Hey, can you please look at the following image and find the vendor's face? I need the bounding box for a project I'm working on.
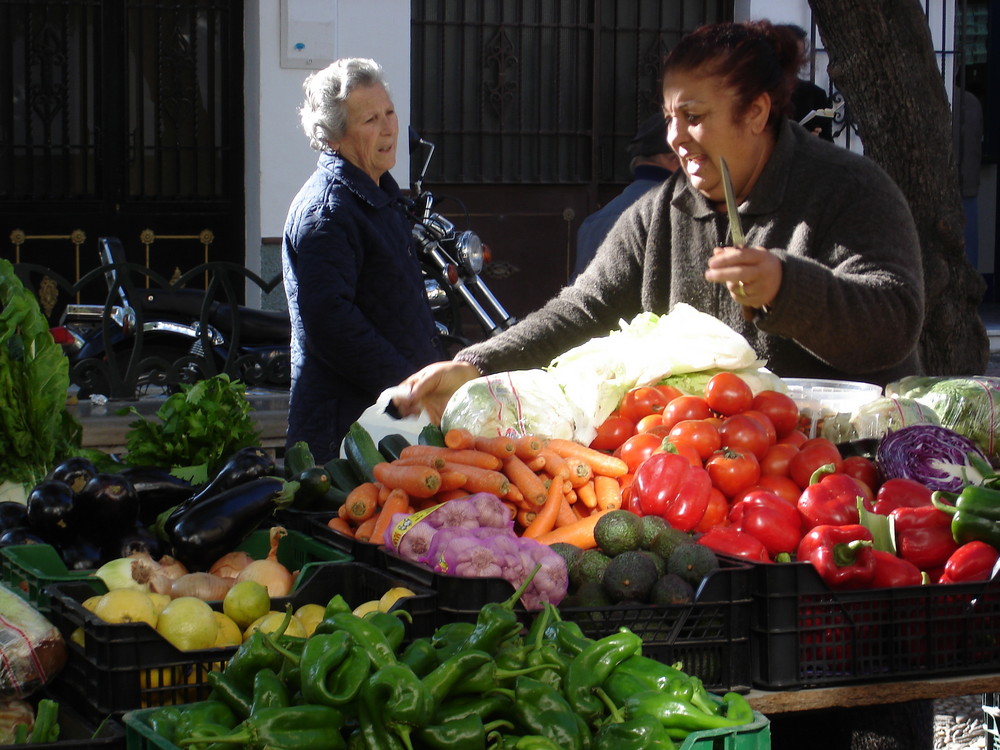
[663,67,770,205]
[330,83,398,183]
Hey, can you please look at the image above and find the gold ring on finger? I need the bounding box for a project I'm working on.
[736,280,747,297]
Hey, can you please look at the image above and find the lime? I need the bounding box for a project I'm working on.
[223,580,271,630]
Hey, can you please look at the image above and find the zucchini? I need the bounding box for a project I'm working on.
[284,440,316,479]
[293,466,332,510]
[378,434,411,462]
[417,424,447,447]
[343,422,382,484]
[324,457,361,492]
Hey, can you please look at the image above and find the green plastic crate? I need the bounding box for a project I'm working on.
[0,528,351,613]
[122,704,770,750]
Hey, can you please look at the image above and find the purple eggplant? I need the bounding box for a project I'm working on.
[0,502,29,534]
[167,476,295,571]
[25,480,76,544]
[45,456,98,495]
[108,521,165,561]
[59,537,104,571]
[120,466,197,526]
[73,473,139,537]
[0,528,46,547]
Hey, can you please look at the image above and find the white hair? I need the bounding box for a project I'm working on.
[299,58,390,152]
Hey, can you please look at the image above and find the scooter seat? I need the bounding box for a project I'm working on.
[137,287,290,344]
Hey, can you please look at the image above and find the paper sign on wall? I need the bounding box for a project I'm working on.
[280,0,338,70]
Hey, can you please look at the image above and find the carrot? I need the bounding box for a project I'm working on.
[502,455,548,506]
[377,482,391,506]
[371,488,409,546]
[526,455,546,472]
[474,436,517,459]
[505,484,531,510]
[444,427,476,450]
[389,455,447,469]
[354,516,378,543]
[344,482,379,523]
[556,493,577,528]
[594,475,622,510]
[401,445,502,471]
[435,488,470,502]
[517,508,537,529]
[441,461,510,496]
[545,438,629,478]
[514,435,543,460]
[373,462,442,498]
[327,516,354,537]
[577,480,598,509]
[523,476,564,539]
[565,456,594,488]
[564,487,577,505]
[538,448,570,480]
[535,508,614,548]
[438,468,469,492]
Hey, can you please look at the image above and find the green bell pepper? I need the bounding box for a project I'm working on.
[146,706,182,745]
[564,629,642,724]
[206,671,253,719]
[433,693,513,725]
[362,662,433,750]
[400,637,438,677]
[933,485,1000,547]
[173,700,239,744]
[250,667,289,713]
[505,676,590,750]
[459,565,540,656]
[178,705,346,750]
[298,630,370,707]
[414,716,513,750]
[624,689,754,740]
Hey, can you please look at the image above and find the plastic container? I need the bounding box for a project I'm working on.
[122,703,770,750]
[0,528,350,614]
[985,692,999,750]
[383,549,753,694]
[297,512,383,567]
[44,561,435,719]
[782,377,882,439]
[746,559,1000,689]
[0,697,125,749]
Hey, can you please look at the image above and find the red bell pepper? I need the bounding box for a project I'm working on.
[796,465,866,529]
[631,451,712,531]
[697,526,770,562]
[870,549,923,587]
[889,505,958,572]
[730,489,804,557]
[938,540,1000,583]
[870,477,933,515]
[796,524,876,589]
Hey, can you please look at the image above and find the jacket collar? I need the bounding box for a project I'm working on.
[670,117,796,220]
[318,150,402,208]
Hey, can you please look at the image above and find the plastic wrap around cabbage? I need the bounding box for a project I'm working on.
[876,424,988,492]
[886,376,1000,464]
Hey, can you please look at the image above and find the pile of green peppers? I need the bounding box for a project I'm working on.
[144,572,755,750]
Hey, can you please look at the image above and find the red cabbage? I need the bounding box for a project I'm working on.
[876,424,989,492]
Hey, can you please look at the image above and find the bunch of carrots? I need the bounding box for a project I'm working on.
[328,428,629,549]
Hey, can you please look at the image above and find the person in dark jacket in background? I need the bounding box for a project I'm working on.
[572,112,680,281]
[779,24,834,141]
[283,57,444,463]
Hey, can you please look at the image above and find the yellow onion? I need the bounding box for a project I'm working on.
[157,555,189,581]
[170,572,233,601]
[209,550,254,580]
[234,526,294,597]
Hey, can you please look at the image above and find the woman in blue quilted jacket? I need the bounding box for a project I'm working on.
[283,57,443,463]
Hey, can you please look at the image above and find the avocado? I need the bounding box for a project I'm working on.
[565,580,613,609]
[667,543,720,588]
[601,549,659,603]
[649,526,695,562]
[649,572,695,605]
[639,549,667,578]
[638,515,670,549]
[549,542,583,574]
[570,549,613,590]
[593,509,644,557]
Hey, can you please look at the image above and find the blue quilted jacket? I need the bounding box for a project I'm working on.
[282,152,443,462]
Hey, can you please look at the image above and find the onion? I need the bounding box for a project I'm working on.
[209,550,254,580]
[157,555,189,581]
[170,572,234,601]
[235,526,294,597]
[93,555,151,592]
[130,554,174,596]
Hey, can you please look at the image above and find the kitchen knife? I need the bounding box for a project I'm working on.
[719,156,754,320]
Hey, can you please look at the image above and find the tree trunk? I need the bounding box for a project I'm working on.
[808,0,988,375]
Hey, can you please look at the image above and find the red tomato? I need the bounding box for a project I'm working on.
[619,432,663,473]
[706,449,761,498]
[788,441,845,489]
[718,414,770,460]
[760,443,799,477]
[777,429,809,447]
[750,391,800,437]
[842,455,880,493]
[704,372,753,416]
[661,395,713,430]
[741,409,777,445]
[619,386,670,424]
[636,413,665,433]
[654,384,684,403]
[695,488,730,532]
[590,415,636,452]
[657,440,703,468]
[755,475,803,506]
[668,419,722,461]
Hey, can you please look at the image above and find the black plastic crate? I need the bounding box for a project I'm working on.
[44,562,436,718]
[296,512,383,567]
[383,548,752,693]
[747,559,1000,689]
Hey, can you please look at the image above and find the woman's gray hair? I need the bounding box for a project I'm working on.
[300,58,390,152]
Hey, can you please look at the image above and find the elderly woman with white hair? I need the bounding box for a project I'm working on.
[283,57,444,463]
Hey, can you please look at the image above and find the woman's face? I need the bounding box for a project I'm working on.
[663,67,770,205]
[330,83,398,182]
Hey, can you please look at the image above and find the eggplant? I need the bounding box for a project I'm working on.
[59,537,103,571]
[120,466,198,526]
[162,446,277,538]
[73,472,139,536]
[168,476,295,571]
[45,456,98,495]
[0,501,29,534]
[0,527,46,547]
[107,521,165,561]
[25,480,76,544]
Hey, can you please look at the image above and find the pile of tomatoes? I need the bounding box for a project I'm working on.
[591,373,879,551]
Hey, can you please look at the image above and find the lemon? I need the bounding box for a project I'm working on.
[352,600,381,618]
[223,580,271,630]
[70,627,85,647]
[156,597,219,651]
[82,595,103,613]
[294,603,325,637]
[93,589,158,627]
[213,612,243,648]
[148,592,172,616]
[378,586,417,612]
[243,610,306,640]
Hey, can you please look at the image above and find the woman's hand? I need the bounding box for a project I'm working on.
[704,245,782,310]
[391,360,482,424]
